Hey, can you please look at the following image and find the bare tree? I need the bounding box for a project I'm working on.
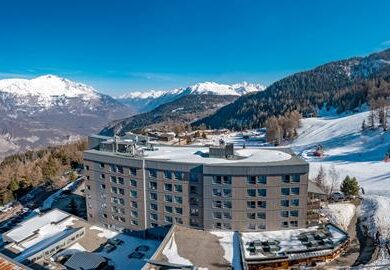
[314,165,328,193]
[328,165,340,195]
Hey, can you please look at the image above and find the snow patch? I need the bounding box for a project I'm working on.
[322,203,356,230]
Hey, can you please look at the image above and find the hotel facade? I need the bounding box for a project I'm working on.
[83,134,309,232]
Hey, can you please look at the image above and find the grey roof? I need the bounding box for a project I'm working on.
[308,180,327,195]
[64,252,106,270]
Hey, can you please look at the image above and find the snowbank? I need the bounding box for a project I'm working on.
[361,195,390,243]
[322,203,356,230]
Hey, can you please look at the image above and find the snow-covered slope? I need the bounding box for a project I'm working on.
[290,109,390,191]
[117,81,265,113]
[0,75,133,159]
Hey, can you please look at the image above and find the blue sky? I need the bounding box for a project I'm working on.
[0,0,390,95]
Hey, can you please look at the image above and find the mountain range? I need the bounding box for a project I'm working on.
[116,81,264,113]
[0,75,133,159]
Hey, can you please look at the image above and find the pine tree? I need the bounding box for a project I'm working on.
[340,176,360,196]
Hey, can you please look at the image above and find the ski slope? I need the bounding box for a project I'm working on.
[290,109,390,192]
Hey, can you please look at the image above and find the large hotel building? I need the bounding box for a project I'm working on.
[83,134,309,232]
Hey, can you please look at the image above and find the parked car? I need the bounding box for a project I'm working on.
[330,191,345,202]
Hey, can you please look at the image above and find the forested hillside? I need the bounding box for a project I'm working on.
[0,140,87,204]
[100,94,237,135]
[194,49,390,130]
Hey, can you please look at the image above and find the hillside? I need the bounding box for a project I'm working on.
[0,75,133,159]
[100,94,238,136]
[194,48,390,130]
[117,81,264,113]
[289,109,390,192]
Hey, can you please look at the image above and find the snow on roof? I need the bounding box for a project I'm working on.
[138,146,292,165]
[241,224,348,261]
[3,209,71,243]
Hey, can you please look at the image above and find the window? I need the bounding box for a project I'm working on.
[150,203,158,211]
[258,176,267,184]
[131,210,138,218]
[164,170,172,179]
[257,212,266,219]
[258,223,266,230]
[281,188,290,196]
[281,200,289,207]
[247,176,256,185]
[175,217,183,224]
[118,177,124,185]
[149,169,157,178]
[111,197,124,205]
[190,208,199,216]
[190,197,199,206]
[165,206,173,213]
[213,188,222,196]
[292,175,300,182]
[281,221,289,228]
[165,195,173,203]
[247,223,256,230]
[131,201,138,208]
[290,220,298,227]
[131,220,138,226]
[174,172,183,180]
[291,199,300,206]
[150,182,157,190]
[100,163,104,168]
[130,168,137,176]
[165,216,173,223]
[281,211,289,218]
[290,210,299,217]
[175,184,183,192]
[291,187,300,195]
[130,190,137,198]
[213,201,222,208]
[223,223,232,230]
[150,192,157,201]
[130,179,137,187]
[257,189,267,197]
[175,207,183,215]
[212,176,222,184]
[247,213,256,219]
[100,184,106,189]
[223,176,232,185]
[164,183,173,192]
[258,201,267,208]
[213,212,222,219]
[247,201,256,209]
[190,173,199,182]
[214,223,222,229]
[111,186,117,194]
[282,175,291,183]
[223,201,232,209]
[223,189,232,198]
[247,189,256,197]
[174,196,183,204]
[110,176,117,184]
[100,174,105,179]
[223,212,232,219]
[190,186,198,194]
[150,213,158,221]
[85,165,90,171]
[110,164,116,172]
[117,166,124,174]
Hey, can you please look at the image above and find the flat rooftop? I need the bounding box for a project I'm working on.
[85,144,309,167]
[147,225,236,270]
[241,223,348,263]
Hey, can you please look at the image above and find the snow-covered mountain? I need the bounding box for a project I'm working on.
[0,75,133,159]
[117,81,265,113]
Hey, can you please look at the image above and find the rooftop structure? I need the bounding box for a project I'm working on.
[84,134,309,232]
[240,223,349,269]
[1,209,162,270]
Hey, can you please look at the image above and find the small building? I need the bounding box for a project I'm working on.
[240,223,349,270]
[64,252,107,270]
